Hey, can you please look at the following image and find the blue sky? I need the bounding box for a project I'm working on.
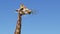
[0,0,60,34]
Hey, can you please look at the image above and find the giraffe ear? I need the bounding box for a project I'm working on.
[16,10,18,12]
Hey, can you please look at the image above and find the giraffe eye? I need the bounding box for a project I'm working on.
[20,8,23,10]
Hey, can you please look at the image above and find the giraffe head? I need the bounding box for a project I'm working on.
[16,4,31,15]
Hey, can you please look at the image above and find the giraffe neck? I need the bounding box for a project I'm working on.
[14,13,21,34]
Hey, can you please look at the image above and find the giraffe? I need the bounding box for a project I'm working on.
[14,4,31,34]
